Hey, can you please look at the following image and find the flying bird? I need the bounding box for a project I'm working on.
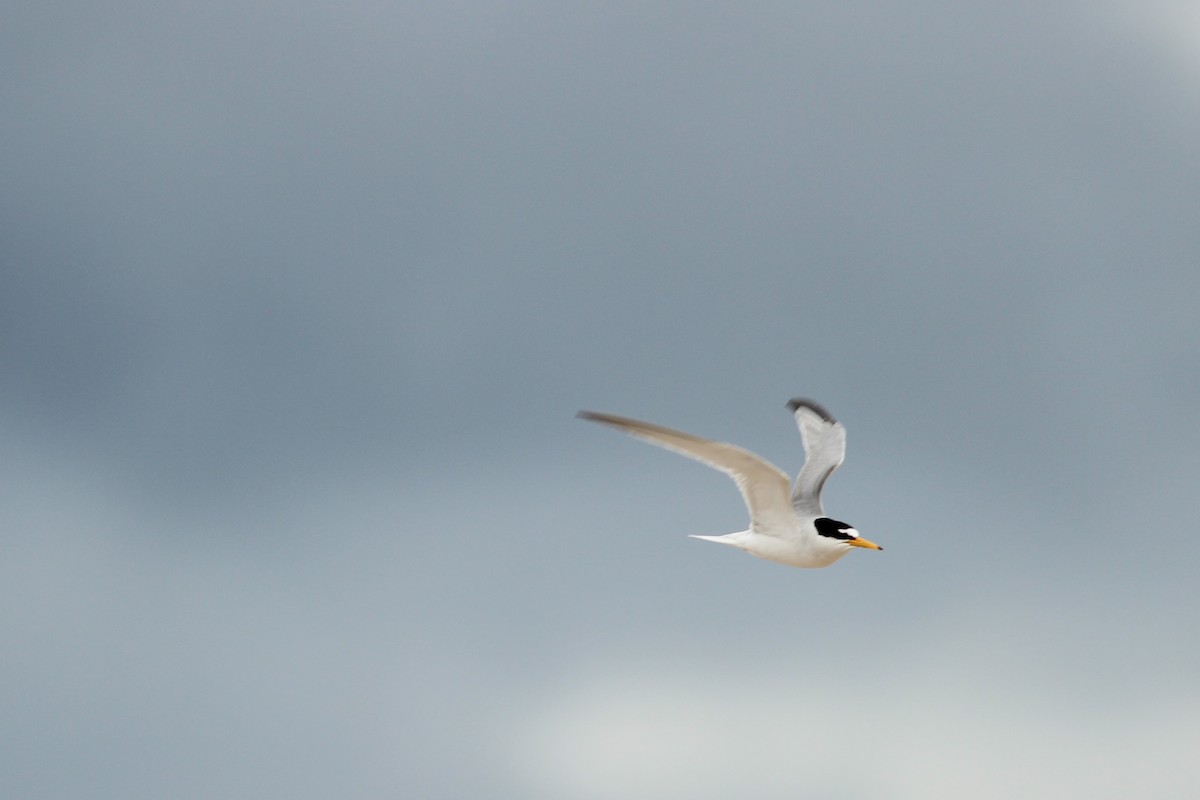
[577,398,881,568]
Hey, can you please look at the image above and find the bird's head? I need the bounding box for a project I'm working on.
[814,517,882,552]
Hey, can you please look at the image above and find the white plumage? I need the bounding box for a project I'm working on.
[578,398,881,568]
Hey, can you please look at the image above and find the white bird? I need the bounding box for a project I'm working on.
[577,398,881,567]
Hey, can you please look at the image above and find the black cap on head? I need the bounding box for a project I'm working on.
[813,517,856,540]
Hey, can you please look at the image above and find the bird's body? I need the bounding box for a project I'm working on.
[577,398,880,568]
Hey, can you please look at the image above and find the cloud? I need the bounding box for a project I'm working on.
[507,624,1200,800]
[2,2,1199,798]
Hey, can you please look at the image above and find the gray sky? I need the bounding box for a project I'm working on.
[3,2,1199,798]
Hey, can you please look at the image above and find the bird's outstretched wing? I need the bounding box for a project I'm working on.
[786,398,846,516]
[577,410,795,534]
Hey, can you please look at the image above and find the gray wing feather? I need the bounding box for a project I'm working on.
[577,410,796,534]
[785,398,846,516]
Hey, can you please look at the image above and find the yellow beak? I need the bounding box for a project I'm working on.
[847,536,883,551]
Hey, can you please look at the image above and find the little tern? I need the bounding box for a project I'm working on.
[577,398,881,568]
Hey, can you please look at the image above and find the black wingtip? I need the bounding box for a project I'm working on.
[786,397,836,422]
[577,410,619,426]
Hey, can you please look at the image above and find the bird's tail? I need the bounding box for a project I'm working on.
[688,531,748,549]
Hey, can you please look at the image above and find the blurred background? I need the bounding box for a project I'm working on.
[3,2,1199,798]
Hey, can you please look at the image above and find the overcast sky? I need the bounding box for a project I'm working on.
[3,2,1199,798]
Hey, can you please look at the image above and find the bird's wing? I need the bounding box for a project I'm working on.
[786,398,846,516]
[577,410,796,534]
